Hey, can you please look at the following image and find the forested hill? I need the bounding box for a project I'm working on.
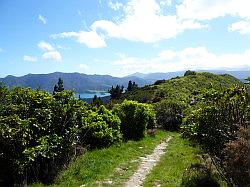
[121,72,245,104]
[0,72,151,93]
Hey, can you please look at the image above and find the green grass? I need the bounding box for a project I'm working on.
[143,132,201,187]
[30,130,171,187]
[121,72,243,105]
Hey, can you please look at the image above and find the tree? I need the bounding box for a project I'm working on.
[108,85,124,99]
[91,95,103,107]
[126,81,138,92]
[53,78,64,95]
[127,80,133,92]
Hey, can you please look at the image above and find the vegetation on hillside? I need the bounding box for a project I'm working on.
[0,83,155,186]
[1,72,249,187]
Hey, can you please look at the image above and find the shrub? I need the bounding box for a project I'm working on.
[154,79,165,85]
[154,101,184,131]
[79,105,122,148]
[181,86,250,156]
[223,127,250,187]
[0,87,89,185]
[184,70,196,76]
[113,100,156,141]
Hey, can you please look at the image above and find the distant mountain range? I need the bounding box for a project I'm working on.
[0,70,249,93]
[0,72,151,93]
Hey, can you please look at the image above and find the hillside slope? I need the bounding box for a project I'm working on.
[121,72,244,105]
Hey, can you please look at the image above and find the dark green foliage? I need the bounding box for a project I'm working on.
[108,85,124,99]
[0,86,92,186]
[127,80,138,92]
[91,95,103,107]
[113,100,156,141]
[181,86,250,186]
[154,101,184,131]
[184,70,196,76]
[53,78,64,94]
[181,163,220,187]
[79,105,122,149]
[182,86,250,156]
[154,79,165,85]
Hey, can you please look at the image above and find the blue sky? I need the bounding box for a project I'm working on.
[1,0,250,77]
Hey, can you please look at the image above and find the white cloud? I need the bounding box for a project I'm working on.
[42,51,62,61]
[38,14,47,24]
[111,47,250,76]
[108,0,123,10]
[160,0,172,6]
[51,31,106,48]
[23,55,37,62]
[228,20,250,34]
[177,0,250,21]
[79,64,89,70]
[92,0,205,43]
[38,41,54,51]
[38,41,62,61]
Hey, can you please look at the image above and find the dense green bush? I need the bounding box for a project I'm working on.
[79,105,122,149]
[181,86,250,186]
[184,70,196,76]
[113,100,156,141]
[0,86,89,185]
[154,101,184,131]
[182,86,250,156]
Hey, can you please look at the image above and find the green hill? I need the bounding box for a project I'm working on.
[121,72,244,106]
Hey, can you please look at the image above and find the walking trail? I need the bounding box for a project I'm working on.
[124,136,172,187]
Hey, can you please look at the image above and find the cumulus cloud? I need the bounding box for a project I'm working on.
[23,55,37,62]
[42,51,62,61]
[38,41,54,51]
[112,47,250,76]
[176,0,250,21]
[38,14,47,24]
[51,31,106,48]
[177,0,250,35]
[92,0,205,43]
[228,20,250,34]
[38,41,62,61]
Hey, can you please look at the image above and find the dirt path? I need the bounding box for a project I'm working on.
[124,136,172,187]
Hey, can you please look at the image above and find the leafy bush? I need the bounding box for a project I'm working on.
[154,101,184,131]
[79,105,122,149]
[0,87,89,185]
[223,127,250,187]
[113,100,156,141]
[184,70,196,76]
[154,79,165,85]
[182,86,250,156]
[181,86,250,186]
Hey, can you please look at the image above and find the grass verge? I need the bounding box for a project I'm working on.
[143,132,201,187]
[30,130,170,187]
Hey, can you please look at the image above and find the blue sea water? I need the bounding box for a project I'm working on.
[76,92,110,99]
